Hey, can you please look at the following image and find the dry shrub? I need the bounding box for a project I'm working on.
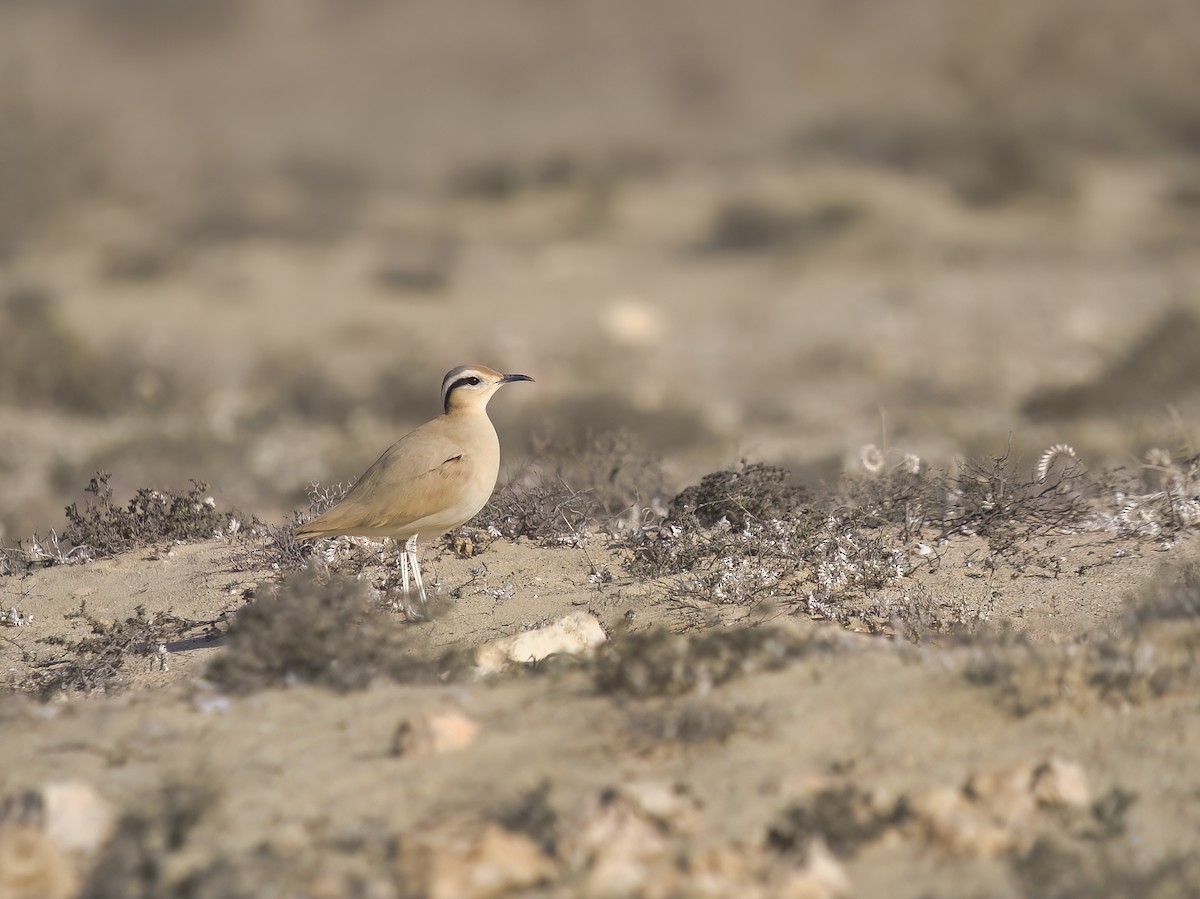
[836,455,943,540]
[473,430,668,545]
[21,603,205,699]
[473,479,595,544]
[1087,563,1200,703]
[626,464,910,623]
[767,786,908,859]
[592,624,826,698]
[80,781,220,899]
[623,445,1167,632]
[966,562,1200,714]
[492,782,559,856]
[1010,838,1200,899]
[624,697,749,752]
[62,473,240,560]
[701,199,863,253]
[671,461,808,529]
[206,569,467,694]
[962,629,1082,717]
[938,448,1092,562]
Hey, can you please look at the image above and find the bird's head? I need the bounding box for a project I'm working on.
[440,364,534,414]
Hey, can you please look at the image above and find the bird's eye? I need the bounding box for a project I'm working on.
[467,376,481,386]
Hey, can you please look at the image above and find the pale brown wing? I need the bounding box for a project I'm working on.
[296,420,473,539]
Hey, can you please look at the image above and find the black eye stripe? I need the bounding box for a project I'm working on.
[443,374,485,411]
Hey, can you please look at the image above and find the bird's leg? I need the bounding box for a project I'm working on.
[405,535,428,606]
[399,542,411,597]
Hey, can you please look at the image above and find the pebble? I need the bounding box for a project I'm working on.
[474,612,607,675]
[400,824,555,899]
[392,708,480,756]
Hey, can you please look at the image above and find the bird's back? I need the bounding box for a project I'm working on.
[295,412,500,541]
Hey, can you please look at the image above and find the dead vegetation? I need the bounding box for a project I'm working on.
[79,780,219,899]
[624,697,752,752]
[205,568,468,694]
[965,561,1200,715]
[1009,837,1200,899]
[3,470,240,573]
[592,624,830,698]
[767,786,909,860]
[59,473,242,561]
[700,199,864,254]
[17,603,207,699]
[622,443,1198,632]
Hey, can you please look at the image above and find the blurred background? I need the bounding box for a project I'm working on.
[2,0,1200,538]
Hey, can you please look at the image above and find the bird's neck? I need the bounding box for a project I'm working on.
[444,404,494,427]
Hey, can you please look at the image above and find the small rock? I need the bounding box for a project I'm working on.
[401,824,556,899]
[965,763,1037,826]
[1032,758,1090,809]
[562,790,671,898]
[773,840,851,899]
[0,826,79,899]
[474,612,607,675]
[683,846,763,899]
[42,781,116,856]
[392,709,480,756]
[620,781,700,835]
[910,787,1013,858]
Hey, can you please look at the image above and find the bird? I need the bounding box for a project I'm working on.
[295,364,533,604]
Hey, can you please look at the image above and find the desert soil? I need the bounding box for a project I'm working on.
[3,2,1200,897]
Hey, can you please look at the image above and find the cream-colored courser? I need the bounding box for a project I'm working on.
[295,364,533,602]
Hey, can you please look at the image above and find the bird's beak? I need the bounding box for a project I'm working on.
[500,373,534,384]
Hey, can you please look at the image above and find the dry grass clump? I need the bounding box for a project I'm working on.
[962,629,1083,717]
[1009,838,1200,899]
[592,624,826,698]
[492,782,559,856]
[701,199,863,253]
[19,603,205,699]
[205,568,467,694]
[966,562,1200,715]
[255,481,353,573]
[79,781,220,899]
[473,430,669,545]
[767,786,909,859]
[448,151,613,201]
[625,462,911,622]
[61,473,242,561]
[671,461,808,529]
[1087,563,1200,704]
[624,697,750,752]
[626,442,1197,633]
[472,479,595,545]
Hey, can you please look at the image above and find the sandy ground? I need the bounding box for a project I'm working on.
[3,2,1200,896]
[3,524,1200,897]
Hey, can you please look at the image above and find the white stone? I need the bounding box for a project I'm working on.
[474,612,607,675]
[42,781,116,857]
